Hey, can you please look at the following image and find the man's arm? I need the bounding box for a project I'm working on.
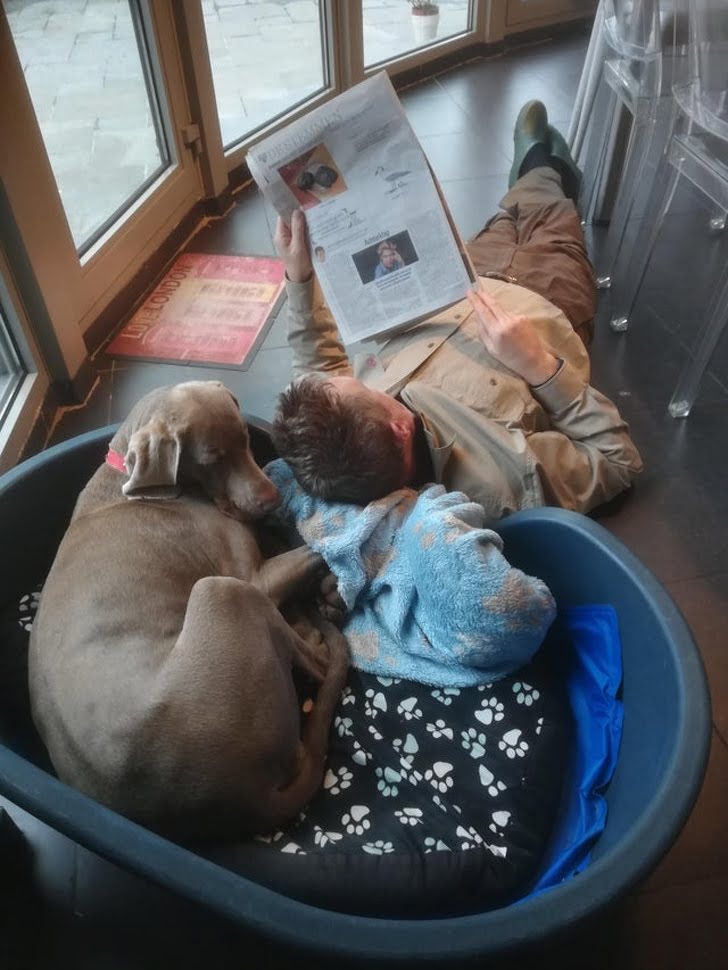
[527,361,643,511]
[467,289,643,512]
[275,212,352,379]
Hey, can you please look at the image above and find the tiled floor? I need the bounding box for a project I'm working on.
[6,23,728,970]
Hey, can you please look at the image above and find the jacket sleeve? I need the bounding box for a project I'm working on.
[528,360,644,513]
[286,278,353,379]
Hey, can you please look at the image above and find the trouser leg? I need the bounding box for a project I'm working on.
[466,168,596,347]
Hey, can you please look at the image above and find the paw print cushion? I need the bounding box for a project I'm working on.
[204,649,568,918]
[0,588,568,918]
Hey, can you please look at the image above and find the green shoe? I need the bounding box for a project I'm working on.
[509,100,549,188]
[547,123,582,203]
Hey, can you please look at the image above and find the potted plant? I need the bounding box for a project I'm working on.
[409,0,440,44]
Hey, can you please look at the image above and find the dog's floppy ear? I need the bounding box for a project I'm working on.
[123,420,183,500]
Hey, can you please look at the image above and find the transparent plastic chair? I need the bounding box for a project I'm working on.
[607,0,728,417]
[578,1,687,286]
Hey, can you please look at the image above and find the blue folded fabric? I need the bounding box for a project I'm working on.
[526,604,624,896]
[266,460,556,687]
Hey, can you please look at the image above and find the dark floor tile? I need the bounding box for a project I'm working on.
[189,191,276,259]
[107,346,292,428]
[261,301,290,350]
[400,86,471,139]
[439,174,508,239]
[225,345,293,423]
[437,58,575,155]
[518,37,589,104]
[637,730,728,892]
[664,576,728,744]
[589,303,728,583]
[419,128,511,182]
[612,874,728,970]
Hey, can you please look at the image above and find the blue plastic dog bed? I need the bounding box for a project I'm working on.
[0,424,711,964]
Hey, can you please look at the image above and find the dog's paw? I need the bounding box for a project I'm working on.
[316,572,347,627]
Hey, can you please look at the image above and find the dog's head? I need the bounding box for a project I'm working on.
[112,381,280,520]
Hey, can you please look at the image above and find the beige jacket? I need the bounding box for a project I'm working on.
[285,275,643,522]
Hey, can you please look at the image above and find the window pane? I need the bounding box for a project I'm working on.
[5,0,170,253]
[0,305,24,429]
[364,0,471,68]
[204,0,328,150]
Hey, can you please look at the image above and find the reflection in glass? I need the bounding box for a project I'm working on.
[6,0,169,252]
[364,0,471,68]
[204,0,329,150]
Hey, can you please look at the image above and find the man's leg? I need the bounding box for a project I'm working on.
[466,105,596,347]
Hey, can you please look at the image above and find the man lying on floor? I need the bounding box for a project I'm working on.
[271,101,643,522]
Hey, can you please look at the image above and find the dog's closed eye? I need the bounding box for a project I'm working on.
[203,450,226,465]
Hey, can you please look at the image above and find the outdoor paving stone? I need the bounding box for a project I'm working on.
[216,3,287,26]
[39,120,96,154]
[285,1,320,23]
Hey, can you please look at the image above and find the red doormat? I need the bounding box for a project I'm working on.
[106,253,286,369]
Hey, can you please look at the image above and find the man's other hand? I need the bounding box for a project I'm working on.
[275,210,313,284]
[467,288,561,387]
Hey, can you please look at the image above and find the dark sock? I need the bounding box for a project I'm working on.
[518,142,557,178]
[517,143,580,203]
[550,156,580,203]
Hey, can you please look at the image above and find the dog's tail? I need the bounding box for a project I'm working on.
[264,619,350,828]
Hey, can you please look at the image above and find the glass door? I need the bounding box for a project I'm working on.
[363,0,474,69]
[5,0,177,256]
[2,0,203,342]
[203,0,334,152]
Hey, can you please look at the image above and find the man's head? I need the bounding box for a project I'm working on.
[272,374,416,503]
[314,245,325,263]
[377,240,399,271]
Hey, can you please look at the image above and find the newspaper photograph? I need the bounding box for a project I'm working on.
[247,72,477,344]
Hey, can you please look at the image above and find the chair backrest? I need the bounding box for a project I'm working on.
[602,0,663,59]
[686,0,728,138]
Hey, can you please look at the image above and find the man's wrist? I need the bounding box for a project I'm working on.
[527,353,562,388]
[286,270,313,284]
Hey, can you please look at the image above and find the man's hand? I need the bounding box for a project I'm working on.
[274,209,313,284]
[467,288,561,386]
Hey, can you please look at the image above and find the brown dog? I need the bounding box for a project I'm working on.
[28,381,349,840]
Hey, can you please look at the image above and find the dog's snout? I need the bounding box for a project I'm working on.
[256,482,281,513]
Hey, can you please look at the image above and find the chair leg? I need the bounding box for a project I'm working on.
[607,150,682,332]
[581,80,620,227]
[595,98,661,289]
[668,275,728,417]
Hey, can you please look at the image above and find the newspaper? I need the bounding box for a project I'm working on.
[247,72,477,345]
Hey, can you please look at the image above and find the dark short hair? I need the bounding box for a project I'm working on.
[272,375,405,503]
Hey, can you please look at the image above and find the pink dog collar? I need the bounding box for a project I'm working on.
[105,448,127,474]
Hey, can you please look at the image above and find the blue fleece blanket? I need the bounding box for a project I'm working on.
[266,460,557,687]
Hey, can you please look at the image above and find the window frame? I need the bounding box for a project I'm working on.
[0,249,49,474]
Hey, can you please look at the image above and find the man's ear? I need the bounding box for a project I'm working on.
[123,420,183,499]
[390,419,411,444]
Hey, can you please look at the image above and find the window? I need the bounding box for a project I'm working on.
[0,306,24,430]
[204,0,331,150]
[6,0,171,253]
[363,0,473,69]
